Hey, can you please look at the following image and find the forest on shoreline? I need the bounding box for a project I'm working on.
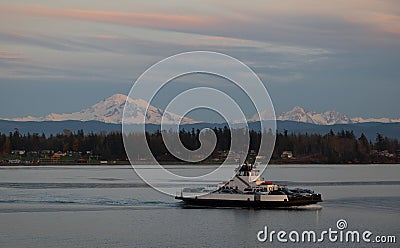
[0,128,399,165]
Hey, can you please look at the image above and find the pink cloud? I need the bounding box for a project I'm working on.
[346,13,400,35]
[0,51,23,60]
[94,35,123,40]
[1,5,215,30]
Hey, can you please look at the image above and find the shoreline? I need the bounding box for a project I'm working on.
[1,161,399,166]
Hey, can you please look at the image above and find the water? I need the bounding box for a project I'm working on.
[0,164,399,247]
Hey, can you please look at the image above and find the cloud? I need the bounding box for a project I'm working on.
[346,12,400,35]
[0,51,23,60]
[0,31,118,53]
[94,35,123,40]
[0,5,216,30]
[197,0,400,48]
[188,35,331,56]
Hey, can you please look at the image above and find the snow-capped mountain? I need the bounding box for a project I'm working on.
[256,106,400,125]
[7,94,197,124]
[276,106,354,125]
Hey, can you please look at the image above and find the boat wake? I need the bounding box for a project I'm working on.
[0,182,147,189]
[0,197,178,213]
[0,198,172,206]
[283,204,323,210]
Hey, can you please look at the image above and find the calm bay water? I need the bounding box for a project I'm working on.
[0,164,399,247]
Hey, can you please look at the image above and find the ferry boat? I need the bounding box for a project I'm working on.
[175,163,322,208]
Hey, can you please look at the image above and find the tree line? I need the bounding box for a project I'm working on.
[0,128,399,164]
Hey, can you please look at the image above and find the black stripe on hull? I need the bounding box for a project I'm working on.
[175,195,322,209]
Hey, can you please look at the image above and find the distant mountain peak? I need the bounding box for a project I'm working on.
[292,106,305,111]
[258,106,400,125]
[5,94,198,125]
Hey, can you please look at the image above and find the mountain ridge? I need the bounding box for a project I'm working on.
[256,106,400,125]
[3,94,399,125]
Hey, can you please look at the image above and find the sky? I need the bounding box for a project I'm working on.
[0,0,399,120]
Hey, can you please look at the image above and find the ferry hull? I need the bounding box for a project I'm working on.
[175,194,322,209]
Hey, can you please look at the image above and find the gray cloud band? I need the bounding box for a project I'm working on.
[122,51,276,196]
